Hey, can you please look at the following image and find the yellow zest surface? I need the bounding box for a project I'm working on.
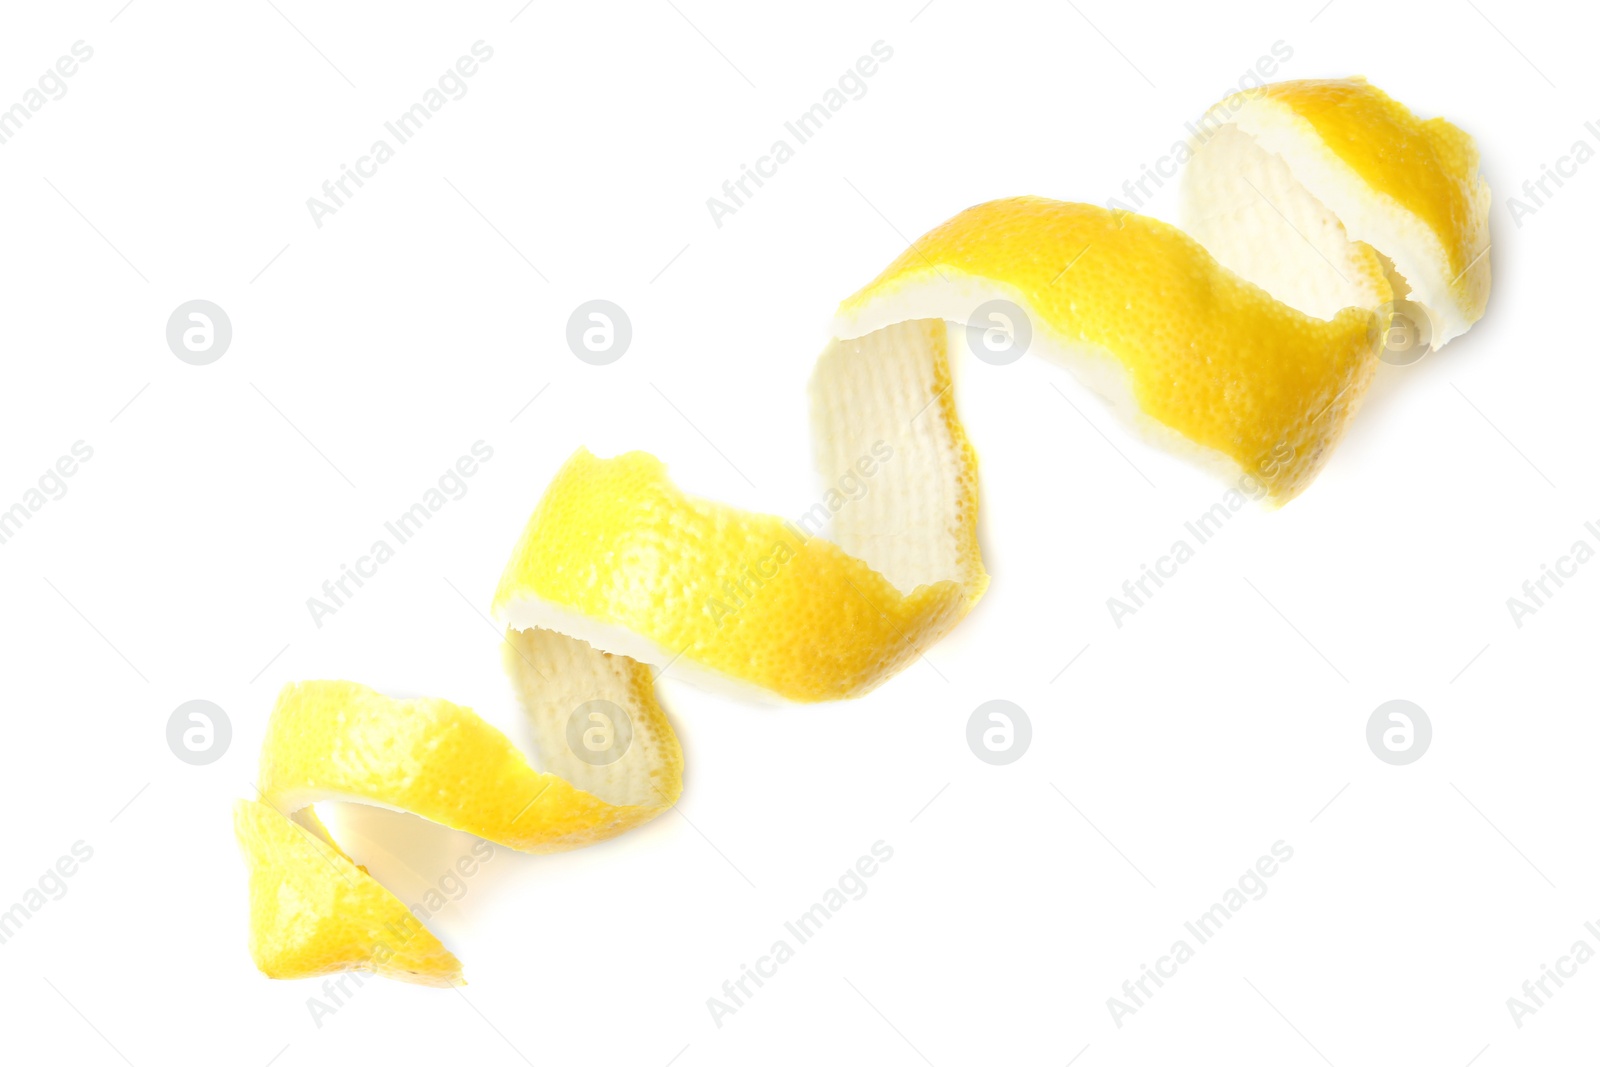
[835,199,1387,502]
[1253,77,1491,319]
[492,445,977,702]
[236,76,1489,987]
[236,638,681,985]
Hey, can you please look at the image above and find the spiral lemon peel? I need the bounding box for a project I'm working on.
[235,631,682,985]
[236,77,1488,984]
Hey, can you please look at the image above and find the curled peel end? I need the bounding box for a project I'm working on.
[233,798,464,987]
[237,648,684,983]
[1185,76,1490,347]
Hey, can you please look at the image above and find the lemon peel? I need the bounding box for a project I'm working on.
[1180,76,1491,344]
[493,318,982,704]
[235,631,682,985]
[829,198,1388,503]
[496,80,1488,704]
[236,76,1490,985]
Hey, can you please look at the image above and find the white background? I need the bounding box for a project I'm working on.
[0,1,1594,1064]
